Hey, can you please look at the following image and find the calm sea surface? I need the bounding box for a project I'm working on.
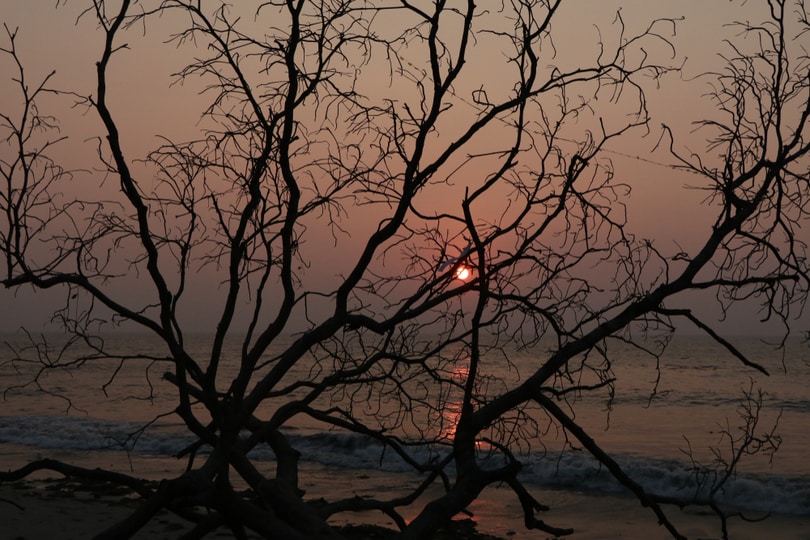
[0,332,808,517]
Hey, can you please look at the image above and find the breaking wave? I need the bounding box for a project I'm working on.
[1,414,807,517]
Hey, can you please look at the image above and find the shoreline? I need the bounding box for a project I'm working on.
[2,464,809,539]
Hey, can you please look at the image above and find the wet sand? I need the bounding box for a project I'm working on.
[2,461,809,539]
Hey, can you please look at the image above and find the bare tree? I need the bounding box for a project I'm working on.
[1,1,808,539]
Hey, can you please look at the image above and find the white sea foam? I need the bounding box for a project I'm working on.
[1,414,807,517]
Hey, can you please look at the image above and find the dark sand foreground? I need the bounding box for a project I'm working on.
[2,470,809,540]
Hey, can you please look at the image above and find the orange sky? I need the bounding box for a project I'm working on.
[0,1,805,336]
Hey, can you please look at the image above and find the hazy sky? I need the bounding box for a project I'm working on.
[0,1,806,336]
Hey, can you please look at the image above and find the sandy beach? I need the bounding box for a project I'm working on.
[2,462,809,540]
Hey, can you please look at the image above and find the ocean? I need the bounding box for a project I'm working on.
[1,332,808,525]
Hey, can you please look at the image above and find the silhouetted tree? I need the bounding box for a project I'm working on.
[1,1,808,539]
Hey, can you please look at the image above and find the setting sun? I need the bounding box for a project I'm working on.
[454,266,471,281]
